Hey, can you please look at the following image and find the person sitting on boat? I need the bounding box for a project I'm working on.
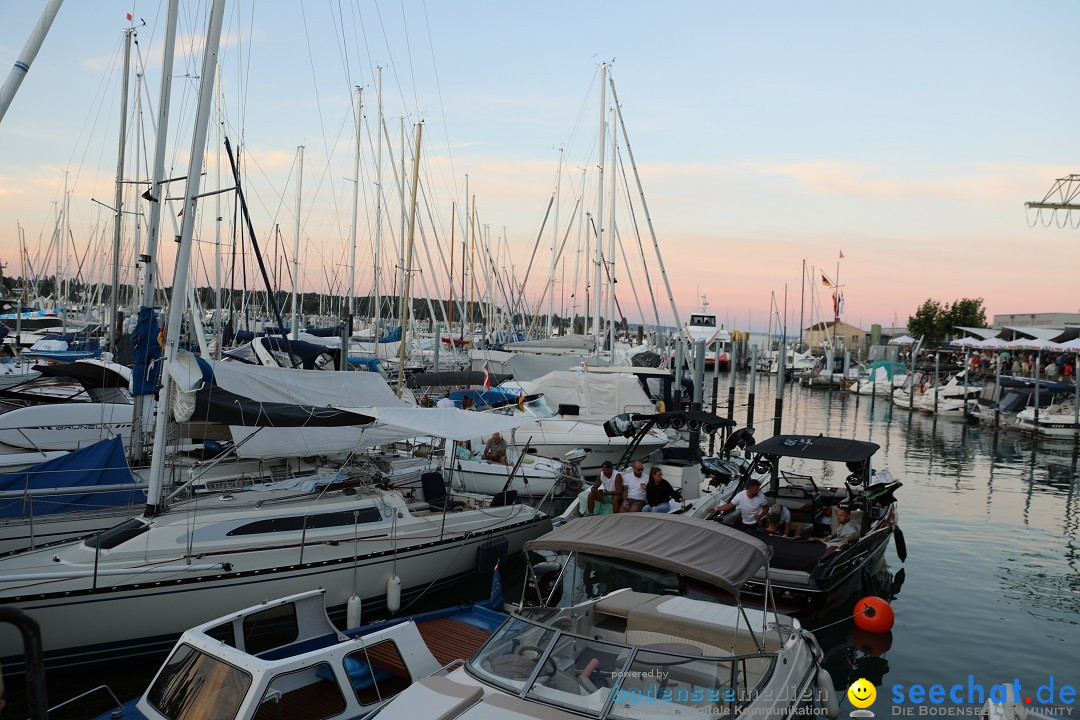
[712,478,769,531]
[437,389,457,408]
[810,503,859,547]
[642,466,685,513]
[460,395,475,410]
[482,432,508,464]
[620,460,648,512]
[760,502,794,537]
[587,461,624,514]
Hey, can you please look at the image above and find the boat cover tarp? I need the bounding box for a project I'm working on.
[130,306,163,395]
[34,360,129,389]
[356,406,537,443]
[170,351,402,459]
[510,371,654,416]
[750,435,879,462]
[471,349,610,383]
[0,435,142,519]
[378,326,403,343]
[526,514,770,597]
[188,386,376,428]
[505,334,596,352]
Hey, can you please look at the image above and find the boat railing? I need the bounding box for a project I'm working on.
[48,684,126,718]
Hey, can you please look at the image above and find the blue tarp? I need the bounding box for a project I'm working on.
[0,436,143,520]
[378,326,402,343]
[130,307,163,396]
[347,357,382,371]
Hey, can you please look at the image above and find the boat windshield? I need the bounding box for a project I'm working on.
[689,314,716,328]
[146,642,253,720]
[468,614,770,718]
[518,395,557,418]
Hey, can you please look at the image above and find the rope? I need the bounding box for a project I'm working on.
[807,606,869,633]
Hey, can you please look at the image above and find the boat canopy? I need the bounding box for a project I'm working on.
[34,361,128,389]
[188,386,376,428]
[749,435,879,462]
[525,514,770,597]
[510,370,654,416]
[406,370,513,389]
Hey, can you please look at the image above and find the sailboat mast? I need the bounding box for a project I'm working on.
[591,62,607,357]
[291,145,303,339]
[396,122,423,397]
[374,67,383,332]
[0,0,64,124]
[348,86,362,323]
[570,168,585,330]
[547,147,562,337]
[798,258,805,350]
[145,0,227,515]
[110,28,134,346]
[607,105,618,352]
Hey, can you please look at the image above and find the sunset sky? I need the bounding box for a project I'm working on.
[1,1,1078,332]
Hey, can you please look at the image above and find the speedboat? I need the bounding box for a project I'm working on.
[849,361,908,396]
[371,513,842,720]
[710,435,905,613]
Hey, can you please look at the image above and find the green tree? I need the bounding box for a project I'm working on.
[906,297,987,347]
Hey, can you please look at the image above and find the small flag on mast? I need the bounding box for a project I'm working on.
[839,249,845,259]
[821,272,833,287]
[482,361,492,391]
[126,12,133,21]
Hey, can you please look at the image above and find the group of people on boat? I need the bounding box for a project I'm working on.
[585,460,686,514]
[708,478,859,546]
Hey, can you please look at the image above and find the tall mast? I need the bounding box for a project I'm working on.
[373,67,383,332]
[591,62,607,356]
[0,0,64,124]
[213,64,223,358]
[145,0,227,515]
[607,105,618,352]
[60,171,68,331]
[130,0,179,465]
[396,122,423,397]
[399,117,406,324]
[570,168,585,330]
[109,28,134,346]
[291,145,304,339]
[348,86,362,323]
[798,258,806,350]
[547,147,562,337]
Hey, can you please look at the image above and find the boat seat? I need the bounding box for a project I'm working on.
[421,472,464,511]
[594,591,657,618]
[374,677,483,720]
[625,596,782,655]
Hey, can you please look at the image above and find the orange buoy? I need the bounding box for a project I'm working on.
[853,596,894,633]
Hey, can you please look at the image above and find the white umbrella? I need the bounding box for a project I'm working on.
[887,334,916,345]
[950,336,982,347]
[1058,338,1080,351]
[978,337,1007,349]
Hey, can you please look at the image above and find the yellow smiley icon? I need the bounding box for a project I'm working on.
[848,678,876,709]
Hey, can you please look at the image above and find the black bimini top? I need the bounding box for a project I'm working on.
[749,435,879,462]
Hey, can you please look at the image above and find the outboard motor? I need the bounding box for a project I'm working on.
[525,561,564,606]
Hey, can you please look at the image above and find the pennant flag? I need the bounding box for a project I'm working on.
[821,272,834,287]
[126,12,133,21]
[482,361,492,391]
[839,249,845,260]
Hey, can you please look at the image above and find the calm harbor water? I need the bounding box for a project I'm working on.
[11,375,1080,717]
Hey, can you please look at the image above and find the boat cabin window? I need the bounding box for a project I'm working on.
[243,603,299,656]
[84,518,149,550]
[344,641,413,705]
[690,315,716,328]
[147,642,252,720]
[257,662,347,720]
[226,507,383,536]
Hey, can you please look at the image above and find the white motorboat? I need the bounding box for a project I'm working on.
[372,513,841,720]
[0,357,40,390]
[0,477,550,674]
[107,582,507,720]
[1013,393,1079,438]
[849,361,909,396]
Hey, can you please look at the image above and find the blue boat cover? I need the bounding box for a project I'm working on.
[0,436,142,520]
[378,325,402,343]
[130,306,163,396]
[347,357,382,371]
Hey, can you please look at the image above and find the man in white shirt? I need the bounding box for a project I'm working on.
[436,390,456,408]
[713,478,768,530]
[587,461,624,514]
[620,461,648,512]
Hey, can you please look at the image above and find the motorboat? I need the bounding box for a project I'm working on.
[849,361,908,396]
[1012,386,1078,438]
[0,472,549,674]
[968,376,1065,428]
[686,298,731,370]
[710,435,905,613]
[371,513,841,720]
[95,578,507,720]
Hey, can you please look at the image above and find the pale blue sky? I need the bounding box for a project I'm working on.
[1,1,1078,330]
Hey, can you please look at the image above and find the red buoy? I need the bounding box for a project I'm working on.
[853,596,894,633]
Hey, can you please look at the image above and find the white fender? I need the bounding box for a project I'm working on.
[346,594,362,628]
[386,574,401,614]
